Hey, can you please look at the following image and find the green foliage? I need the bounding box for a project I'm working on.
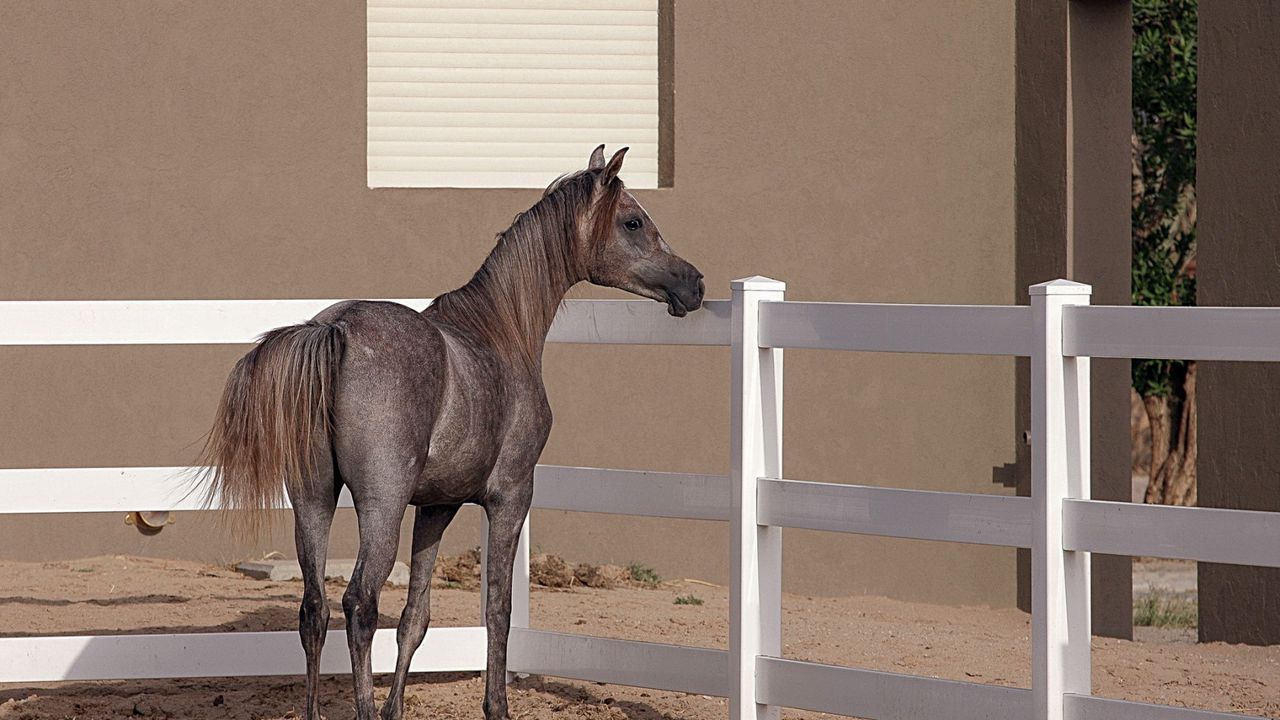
[627,562,662,587]
[673,594,704,606]
[1132,0,1197,397]
[1133,587,1197,629]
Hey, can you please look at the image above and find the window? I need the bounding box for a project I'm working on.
[367,1,670,189]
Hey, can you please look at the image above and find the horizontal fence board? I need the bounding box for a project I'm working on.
[756,656,1029,720]
[0,627,486,683]
[0,466,357,515]
[1064,305,1280,361]
[1063,499,1280,567]
[533,466,728,520]
[759,301,1032,356]
[0,299,726,347]
[0,299,425,346]
[546,299,730,345]
[4,464,721,518]
[509,629,728,697]
[758,478,1032,548]
[1066,694,1268,720]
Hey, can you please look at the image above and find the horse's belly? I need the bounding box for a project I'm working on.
[408,435,495,506]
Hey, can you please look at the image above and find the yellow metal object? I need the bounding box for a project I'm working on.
[125,511,174,534]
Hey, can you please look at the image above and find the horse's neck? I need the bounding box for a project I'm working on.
[431,223,581,369]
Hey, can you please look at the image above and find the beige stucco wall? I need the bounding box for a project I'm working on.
[0,1,1017,604]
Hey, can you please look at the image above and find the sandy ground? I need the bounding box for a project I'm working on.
[0,556,1276,719]
[1134,557,1198,595]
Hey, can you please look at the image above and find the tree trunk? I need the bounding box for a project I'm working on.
[1163,362,1198,505]
[1143,394,1172,503]
[1142,362,1197,506]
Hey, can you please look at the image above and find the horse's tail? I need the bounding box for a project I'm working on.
[194,320,346,535]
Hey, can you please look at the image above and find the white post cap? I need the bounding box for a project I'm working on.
[731,276,786,291]
[1029,278,1092,296]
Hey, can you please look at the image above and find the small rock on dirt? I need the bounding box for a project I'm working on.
[236,559,410,587]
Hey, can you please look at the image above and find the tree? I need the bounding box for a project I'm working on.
[1132,0,1197,505]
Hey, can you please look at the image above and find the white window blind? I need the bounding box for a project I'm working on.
[367,0,659,189]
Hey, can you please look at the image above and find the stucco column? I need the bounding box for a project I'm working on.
[1015,0,1133,639]
[1196,1,1280,646]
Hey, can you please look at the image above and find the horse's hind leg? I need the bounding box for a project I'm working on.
[380,503,460,720]
[290,468,341,720]
[343,497,409,720]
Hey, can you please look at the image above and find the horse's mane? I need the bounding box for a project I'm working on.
[427,169,624,369]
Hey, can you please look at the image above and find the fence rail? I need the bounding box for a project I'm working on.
[759,301,1032,355]
[757,477,1032,547]
[0,464,727,520]
[531,465,729,521]
[1065,695,1258,720]
[509,629,729,697]
[0,298,730,347]
[1063,499,1280,568]
[0,627,486,683]
[1064,304,1280,361]
[1,286,1275,720]
[756,656,1030,720]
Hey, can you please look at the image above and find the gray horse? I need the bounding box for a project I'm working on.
[196,146,704,720]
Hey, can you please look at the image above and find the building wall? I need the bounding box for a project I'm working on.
[0,1,1018,604]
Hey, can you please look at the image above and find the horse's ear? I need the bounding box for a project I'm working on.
[601,147,628,186]
[588,144,606,171]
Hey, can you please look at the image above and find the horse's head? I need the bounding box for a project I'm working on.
[569,145,704,317]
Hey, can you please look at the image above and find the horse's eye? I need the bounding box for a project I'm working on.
[623,218,642,232]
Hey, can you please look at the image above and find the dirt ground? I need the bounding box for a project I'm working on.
[0,556,1276,719]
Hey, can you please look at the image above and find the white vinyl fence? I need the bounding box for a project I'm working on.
[1,278,1278,720]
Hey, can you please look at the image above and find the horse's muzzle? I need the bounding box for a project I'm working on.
[664,269,705,317]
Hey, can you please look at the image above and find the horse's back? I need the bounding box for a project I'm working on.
[324,298,447,405]
[314,299,430,342]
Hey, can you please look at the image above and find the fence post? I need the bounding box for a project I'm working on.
[1030,279,1092,720]
[730,276,785,720]
[479,512,489,628]
[509,513,530,682]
